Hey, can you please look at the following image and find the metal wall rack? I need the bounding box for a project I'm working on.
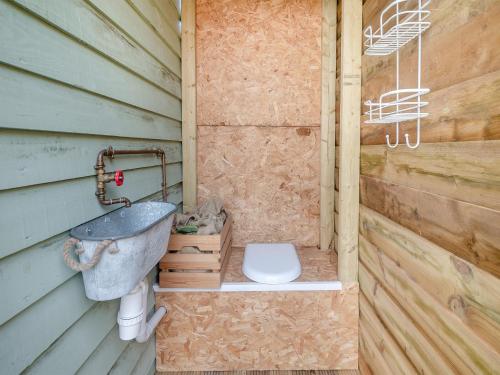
[363,0,431,148]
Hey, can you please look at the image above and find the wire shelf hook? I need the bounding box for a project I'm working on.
[404,120,421,149]
[386,123,400,148]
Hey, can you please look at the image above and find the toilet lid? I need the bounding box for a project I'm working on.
[242,243,301,284]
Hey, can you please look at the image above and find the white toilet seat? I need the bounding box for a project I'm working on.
[242,243,301,284]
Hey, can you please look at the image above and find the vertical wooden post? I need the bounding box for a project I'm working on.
[320,0,337,251]
[338,0,362,282]
[181,0,197,213]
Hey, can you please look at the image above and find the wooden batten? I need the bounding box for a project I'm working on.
[337,0,362,282]
[181,0,197,212]
[320,0,337,251]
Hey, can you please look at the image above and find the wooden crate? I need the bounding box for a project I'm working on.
[159,216,232,288]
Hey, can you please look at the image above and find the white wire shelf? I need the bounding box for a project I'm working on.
[364,88,429,124]
[364,0,431,56]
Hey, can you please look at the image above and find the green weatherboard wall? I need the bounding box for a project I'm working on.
[0,0,182,373]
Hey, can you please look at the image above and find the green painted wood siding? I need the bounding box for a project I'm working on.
[0,0,182,373]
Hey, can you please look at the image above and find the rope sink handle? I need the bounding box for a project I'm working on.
[63,238,118,272]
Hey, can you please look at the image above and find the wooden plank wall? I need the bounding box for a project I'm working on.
[358,0,500,373]
[0,0,181,374]
[196,0,322,248]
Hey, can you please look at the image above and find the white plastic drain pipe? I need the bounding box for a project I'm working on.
[117,278,166,342]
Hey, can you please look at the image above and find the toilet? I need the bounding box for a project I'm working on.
[242,243,301,284]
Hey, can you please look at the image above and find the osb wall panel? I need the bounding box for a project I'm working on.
[198,126,320,247]
[196,0,322,246]
[156,285,358,371]
[196,0,321,127]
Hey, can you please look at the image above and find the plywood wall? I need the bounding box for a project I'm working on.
[156,285,358,371]
[196,0,322,247]
[358,0,500,373]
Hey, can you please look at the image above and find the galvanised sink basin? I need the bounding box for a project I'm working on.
[70,202,176,301]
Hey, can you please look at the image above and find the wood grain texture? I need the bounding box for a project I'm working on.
[320,0,337,251]
[359,267,457,375]
[182,0,197,212]
[359,0,500,374]
[197,126,320,247]
[362,1,500,103]
[159,248,231,289]
[359,235,500,374]
[358,323,392,375]
[155,285,358,371]
[359,206,500,351]
[333,0,341,258]
[196,0,322,127]
[363,0,497,38]
[360,140,500,211]
[164,216,232,252]
[359,294,417,375]
[159,221,233,288]
[358,353,374,375]
[337,0,362,282]
[361,69,500,145]
[360,176,500,277]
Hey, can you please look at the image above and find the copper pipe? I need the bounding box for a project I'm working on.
[95,146,168,207]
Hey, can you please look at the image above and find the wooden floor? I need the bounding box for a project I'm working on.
[157,371,358,374]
